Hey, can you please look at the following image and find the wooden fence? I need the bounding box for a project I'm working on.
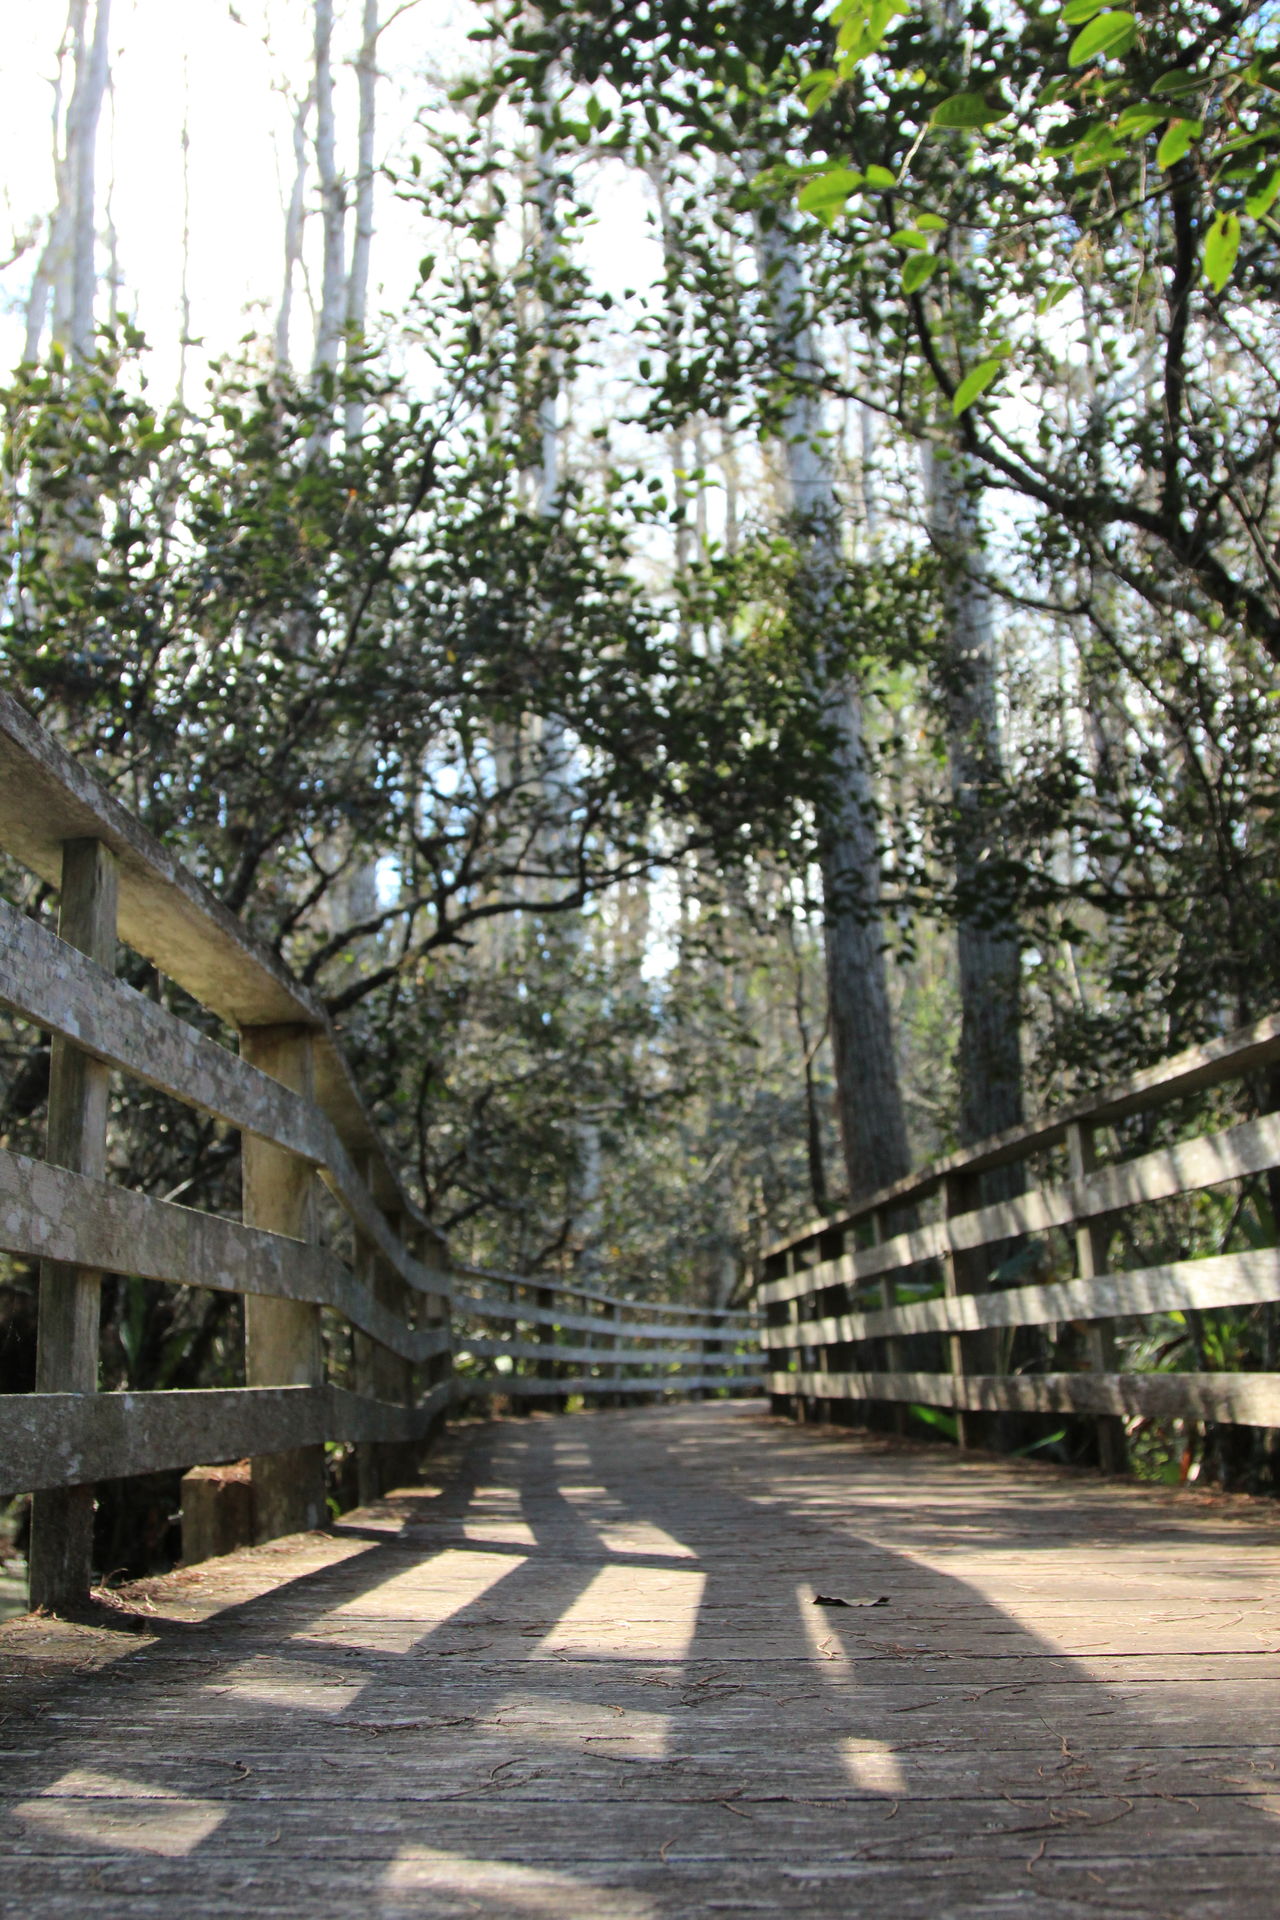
[760,1014,1280,1467]
[0,692,759,1612]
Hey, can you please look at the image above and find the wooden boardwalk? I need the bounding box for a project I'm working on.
[2,1403,1279,1918]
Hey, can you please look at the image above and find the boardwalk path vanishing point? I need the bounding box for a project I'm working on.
[2,1400,1279,1919]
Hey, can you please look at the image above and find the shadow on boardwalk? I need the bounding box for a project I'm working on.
[2,1402,1279,1918]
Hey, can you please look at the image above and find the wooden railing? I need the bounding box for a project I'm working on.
[0,692,760,1612]
[759,1016,1280,1466]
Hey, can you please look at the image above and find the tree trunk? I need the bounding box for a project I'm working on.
[275,84,312,368]
[755,210,911,1205]
[344,0,379,440]
[312,0,346,381]
[66,0,111,358]
[924,445,1022,1150]
[27,1,110,364]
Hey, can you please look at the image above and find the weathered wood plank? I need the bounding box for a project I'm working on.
[0,895,328,1161]
[764,1010,1280,1267]
[28,839,118,1613]
[760,1111,1280,1307]
[0,690,436,1249]
[459,1336,761,1368]
[4,1403,1278,1920]
[0,899,452,1305]
[0,1381,455,1493]
[454,1290,753,1344]
[762,1247,1280,1348]
[0,1148,448,1364]
[455,1262,752,1320]
[466,1371,764,1398]
[770,1366,1280,1423]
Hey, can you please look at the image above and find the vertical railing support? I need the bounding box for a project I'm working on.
[28,838,118,1613]
[600,1298,619,1407]
[536,1283,565,1412]
[943,1171,996,1450]
[875,1206,909,1436]
[353,1174,418,1501]
[241,1024,326,1540]
[1067,1121,1127,1474]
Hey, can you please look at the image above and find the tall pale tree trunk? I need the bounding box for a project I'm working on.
[26,0,111,363]
[275,84,313,367]
[312,0,346,381]
[756,211,910,1205]
[924,446,1022,1148]
[344,0,379,441]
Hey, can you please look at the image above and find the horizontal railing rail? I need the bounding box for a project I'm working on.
[0,692,760,1609]
[758,1012,1280,1464]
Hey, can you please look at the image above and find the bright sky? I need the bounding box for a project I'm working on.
[0,0,656,401]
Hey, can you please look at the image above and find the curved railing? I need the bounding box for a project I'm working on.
[0,692,760,1611]
[760,1015,1280,1465]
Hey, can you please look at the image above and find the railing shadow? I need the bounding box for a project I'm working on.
[2,1404,1278,1917]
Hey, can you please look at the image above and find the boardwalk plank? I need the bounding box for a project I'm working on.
[3,1402,1280,1918]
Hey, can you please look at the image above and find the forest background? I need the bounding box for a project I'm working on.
[4,0,1280,1566]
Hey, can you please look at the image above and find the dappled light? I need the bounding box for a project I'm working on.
[4,1403,1280,1915]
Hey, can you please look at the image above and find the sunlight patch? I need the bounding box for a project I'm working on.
[299,1547,524,1652]
[592,1520,698,1560]
[17,1770,225,1857]
[201,1660,365,1713]
[382,1846,657,1915]
[841,1740,908,1794]
[540,1562,706,1660]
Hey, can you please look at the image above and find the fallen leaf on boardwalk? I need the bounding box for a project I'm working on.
[813,1594,888,1608]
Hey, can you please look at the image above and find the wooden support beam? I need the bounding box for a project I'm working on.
[241,1025,326,1541]
[943,1171,996,1450]
[28,838,118,1613]
[1067,1120,1127,1473]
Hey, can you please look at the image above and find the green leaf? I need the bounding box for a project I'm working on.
[1152,69,1202,95]
[1155,117,1201,169]
[915,211,947,231]
[1203,210,1241,292]
[1114,104,1165,137]
[1068,11,1137,65]
[952,357,1005,415]
[889,227,930,249]
[797,167,863,223]
[1061,0,1105,21]
[864,163,898,188]
[930,91,1009,130]
[802,68,839,114]
[901,252,938,293]
[1246,167,1280,218]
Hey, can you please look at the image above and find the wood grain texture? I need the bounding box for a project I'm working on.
[763,1247,1280,1348]
[0,1381,455,1494]
[0,690,440,1247]
[760,1115,1280,1309]
[28,839,118,1613]
[771,1367,1280,1424]
[765,1006,1280,1262]
[0,1148,448,1363]
[461,1336,761,1368]
[3,1402,1278,1917]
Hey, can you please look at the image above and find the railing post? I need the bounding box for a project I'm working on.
[241,1024,326,1540]
[28,838,118,1613]
[601,1298,619,1407]
[536,1283,565,1412]
[1067,1121,1127,1474]
[875,1206,909,1436]
[418,1231,453,1422]
[353,1166,417,1502]
[943,1170,995,1450]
